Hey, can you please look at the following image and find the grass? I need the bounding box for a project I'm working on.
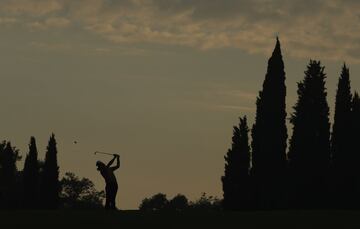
[2,210,360,228]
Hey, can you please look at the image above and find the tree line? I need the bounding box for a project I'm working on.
[0,134,104,209]
[139,192,221,211]
[222,38,360,210]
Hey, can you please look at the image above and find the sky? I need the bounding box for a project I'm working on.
[1,0,360,209]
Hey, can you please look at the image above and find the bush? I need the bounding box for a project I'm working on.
[60,172,105,209]
[189,193,222,211]
[139,193,168,211]
[168,194,189,211]
[139,192,222,211]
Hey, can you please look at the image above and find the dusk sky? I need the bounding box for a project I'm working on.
[1,0,360,209]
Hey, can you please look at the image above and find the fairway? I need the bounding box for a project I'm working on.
[2,210,360,228]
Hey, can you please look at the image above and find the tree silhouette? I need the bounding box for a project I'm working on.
[60,172,105,209]
[331,64,354,208]
[139,193,169,211]
[23,136,40,208]
[222,116,251,210]
[251,37,287,209]
[0,142,21,208]
[189,192,222,211]
[349,92,360,208]
[288,60,331,209]
[40,133,60,209]
[167,194,189,211]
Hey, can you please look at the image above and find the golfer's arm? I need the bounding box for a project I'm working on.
[112,156,120,170]
[107,157,116,167]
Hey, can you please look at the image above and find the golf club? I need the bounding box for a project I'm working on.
[94,151,118,156]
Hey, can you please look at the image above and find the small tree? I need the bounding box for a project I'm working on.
[139,193,168,211]
[167,194,189,211]
[60,172,105,209]
[189,193,222,211]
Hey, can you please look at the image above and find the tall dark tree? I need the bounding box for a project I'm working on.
[40,133,60,209]
[288,60,331,209]
[251,37,287,209]
[222,116,251,210]
[332,64,352,160]
[349,92,360,208]
[0,142,15,185]
[23,136,40,208]
[331,64,354,208]
[0,142,21,208]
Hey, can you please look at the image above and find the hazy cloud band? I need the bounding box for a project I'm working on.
[1,0,360,62]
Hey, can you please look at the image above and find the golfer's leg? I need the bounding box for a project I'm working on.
[105,185,111,209]
[110,185,118,209]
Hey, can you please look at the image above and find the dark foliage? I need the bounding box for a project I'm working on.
[222,116,251,210]
[23,137,40,208]
[332,64,352,164]
[288,60,331,208]
[0,142,21,208]
[0,134,106,210]
[331,64,355,208]
[139,193,169,211]
[189,193,222,211]
[60,172,105,209]
[40,133,60,209]
[348,93,360,208]
[167,194,189,211]
[251,37,288,209]
[139,193,221,211]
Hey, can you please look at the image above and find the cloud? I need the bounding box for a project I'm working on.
[215,90,258,100]
[28,17,71,29]
[0,17,18,24]
[1,0,360,62]
[0,0,63,16]
[214,105,255,111]
[29,41,71,51]
[93,46,152,56]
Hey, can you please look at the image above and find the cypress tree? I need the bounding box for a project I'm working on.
[222,116,251,210]
[349,92,360,208]
[332,64,352,162]
[0,142,20,208]
[251,37,287,209]
[288,60,331,209]
[40,133,59,209]
[0,142,17,185]
[331,64,353,208]
[23,136,40,208]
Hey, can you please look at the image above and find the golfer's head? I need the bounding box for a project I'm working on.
[96,161,105,170]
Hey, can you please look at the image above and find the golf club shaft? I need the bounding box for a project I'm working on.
[95,151,114,156]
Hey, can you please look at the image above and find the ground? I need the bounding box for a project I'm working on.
[1,210,359,228]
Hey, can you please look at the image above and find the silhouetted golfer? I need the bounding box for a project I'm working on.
[96,154,120,209]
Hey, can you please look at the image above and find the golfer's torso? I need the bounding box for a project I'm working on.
[101,168,117,185]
